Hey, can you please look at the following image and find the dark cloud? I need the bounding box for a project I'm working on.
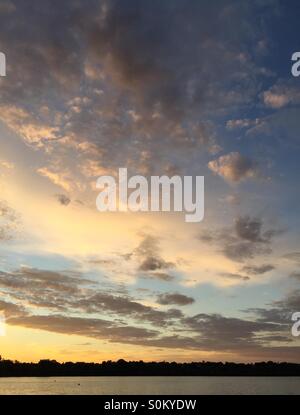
[0,266,182,327]
[220,273,249,282]
[245,290,300,328]
[236,216,264,243]
[145,272,175,282]
[139,256,174,272]
[85,0,275,119]
[235,216,279,244]
[0,267,94,293]
[72,292,184,327]
[134,234,175,274]
[181,312,291,353]
[55,194,71,206]
[208,152,260,183]
[8,314,158,343]
[246,307,291,326]
[221,216,281,262]
[0,267,96,311]
[223,241,271,262]
[1,267,299,359]
[157,293,195,306]
[0,0,279,179]
[274,290,300,311]
[199,216,281,263]
[0,299,25,318]
[242,264,275,275]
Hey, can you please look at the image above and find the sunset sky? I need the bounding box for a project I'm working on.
[0,0,300,363]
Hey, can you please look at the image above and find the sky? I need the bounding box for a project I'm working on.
[0,0,300,363]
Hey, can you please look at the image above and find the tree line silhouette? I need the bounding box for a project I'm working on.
[0,357,300,376]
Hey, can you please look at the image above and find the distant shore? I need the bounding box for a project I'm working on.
[1,358,300,377]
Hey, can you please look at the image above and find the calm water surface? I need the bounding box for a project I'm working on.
[0,376,299,395]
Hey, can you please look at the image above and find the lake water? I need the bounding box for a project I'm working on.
[0,376,299,395]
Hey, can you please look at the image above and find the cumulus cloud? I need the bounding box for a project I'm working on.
[139,257,174,272]
[263,82,300,109]
[0,0,279,184]
[199,216,281,263]
[0,105,60,146]
[85,0,269,120]
[134,234,175,275]
[235,216,276,243]
[208,152,260,183]
[0,0,298,362]
[222,216,280,262]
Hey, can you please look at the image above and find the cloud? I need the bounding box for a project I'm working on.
[134,234,175,274]
[282,252,300,264]
[242,264,275,275]
[157,293,195,306]
[263,82,300,109]
[85,0,271,120]
[0,200,20,241]
[139,256,174,272]
[223,216,281,262]
[0,0,279,183]
[220,273,249,282]
[8,314,158,343]
[37,167,73,192]
[0,105,60,146]
[145,272,175,282]
[226,118,260,130]
[0,266,182,327]
[55,194,71,206]
[246,107,300,145]
[208,152,260,183]
[274,290,300,311]
[72,292,184,327]
[235,216,274,243]
[247,290,300,328]
[182,312,291,352]
[198,216,281,263]
[0,267,94,298]
[0,300,25,318]
[222,242,271,262]
[1,264,299,359]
